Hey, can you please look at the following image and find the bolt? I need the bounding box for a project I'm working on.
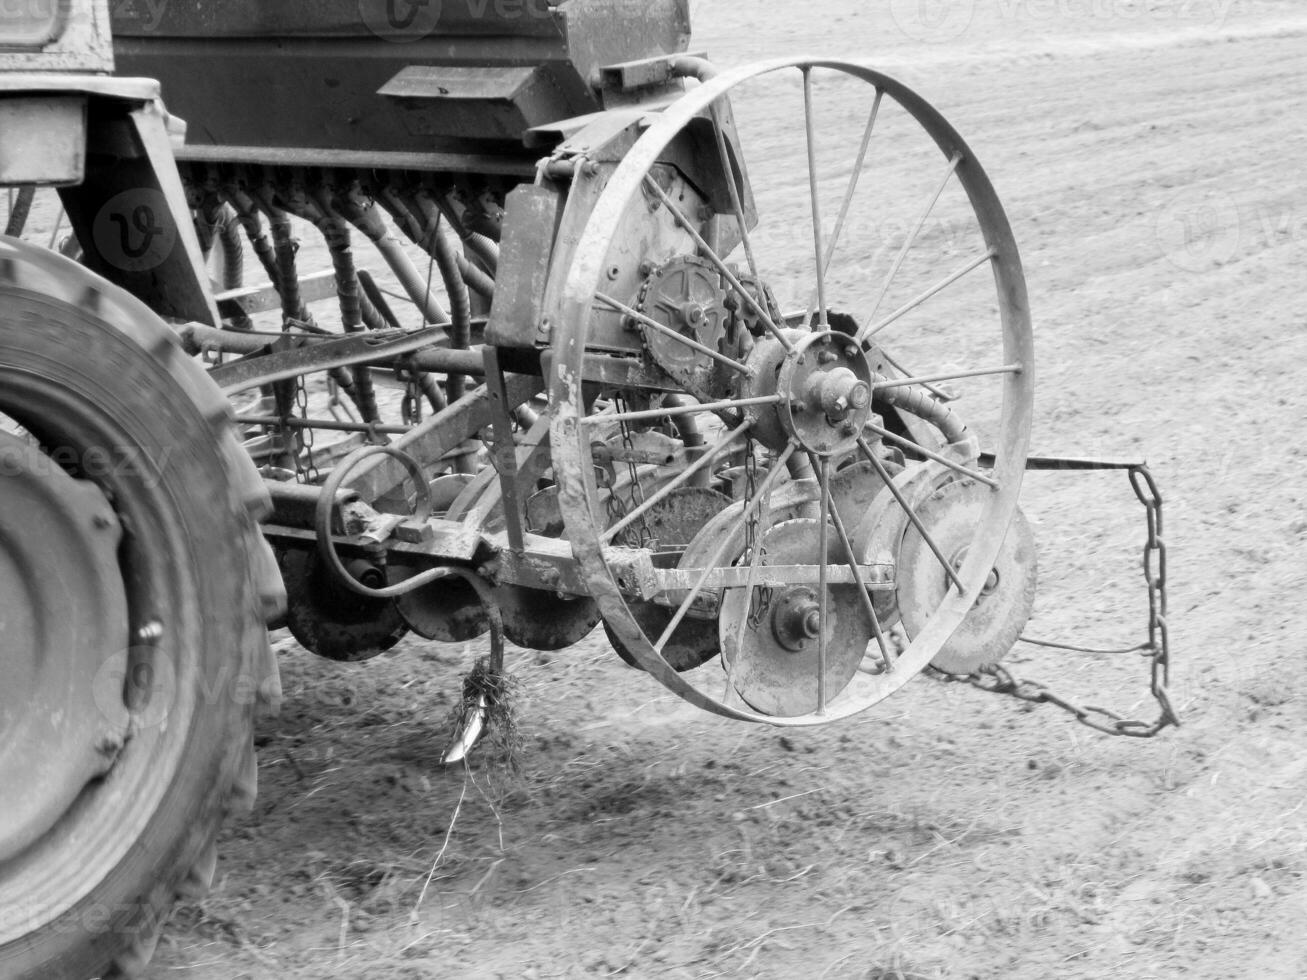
[802,608,823,637]
[606,265,621,281]
[795,355,806,365]
[844,345,860,359]
[92,513,114,530]
[848,383,871,410]
[833,396,849,414]
[817,350,837,365]
[97,733,124,757]
[538,316,552,337]
[136,621,164,644]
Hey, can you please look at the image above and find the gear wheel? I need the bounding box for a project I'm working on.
[634,255,748,402]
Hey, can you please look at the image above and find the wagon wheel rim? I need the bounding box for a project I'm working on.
[549,58,1034,725]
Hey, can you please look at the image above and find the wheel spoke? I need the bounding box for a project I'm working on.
[880,348,953,402]
[860,152,963,329]
[642,175,792,351]
[585,394,780,427]
[859,247,996,342]
[813,451,894,671]
[816,454,830,713]
[805,89,882,326]
[722,458,775,701]
[655,441,797,652]
[872,363,1023,391]
[857,436,965,593]
[595,291,751,374]
[863,420,998,489]
[709,100,762,286]
[601,419,753,544]
[802,67,829,331]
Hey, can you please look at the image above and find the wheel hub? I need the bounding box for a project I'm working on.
[0,432,131,864]
[746,330,876,455]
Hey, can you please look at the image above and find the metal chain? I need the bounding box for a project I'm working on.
[936,461,1177,738]
[294,377,321,485]
[743,440,774,629]
[613,394,655,548]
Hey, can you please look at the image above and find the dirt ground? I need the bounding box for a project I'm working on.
[22,1,1307,977]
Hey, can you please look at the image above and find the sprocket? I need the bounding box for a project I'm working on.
[635,255,750,402]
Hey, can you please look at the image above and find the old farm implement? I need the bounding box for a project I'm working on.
[0,0,1174,975]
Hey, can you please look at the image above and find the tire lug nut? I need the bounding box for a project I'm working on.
[136,620,164,644]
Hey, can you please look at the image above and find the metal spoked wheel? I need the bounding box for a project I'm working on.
[0,237,282,979]
[549,59,1034,725]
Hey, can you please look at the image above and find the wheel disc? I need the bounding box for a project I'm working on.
[0,433,130,864]
[719,519,873,715]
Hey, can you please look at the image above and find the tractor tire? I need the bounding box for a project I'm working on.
[0,235,285,979]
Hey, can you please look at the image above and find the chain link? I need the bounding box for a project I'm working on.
[742,440,775,628]
[294,377,321,485]
[937,461,1177,738]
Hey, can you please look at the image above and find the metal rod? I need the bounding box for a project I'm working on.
[655,442,797,652]
[805,89,882,327]
[860,152,963,330]
[815,451,894,671]
[642,176,792,351]
[872,363,1022,391]
[861,248,996,341]
[858,437,965,593]
[595,292,751,375]
[601,419,753,543]
[802,67,829,331]
[709,99,762,285]
[817,454,830,713]
[864,420,998,489]
[880,348,953,402]
[587,394,780,427]
[236,414,412,436]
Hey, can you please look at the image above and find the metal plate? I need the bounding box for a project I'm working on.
[897,480,1038,674]
[280,548,409,662]
[719,518,873,716]
[605,487,732,672]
